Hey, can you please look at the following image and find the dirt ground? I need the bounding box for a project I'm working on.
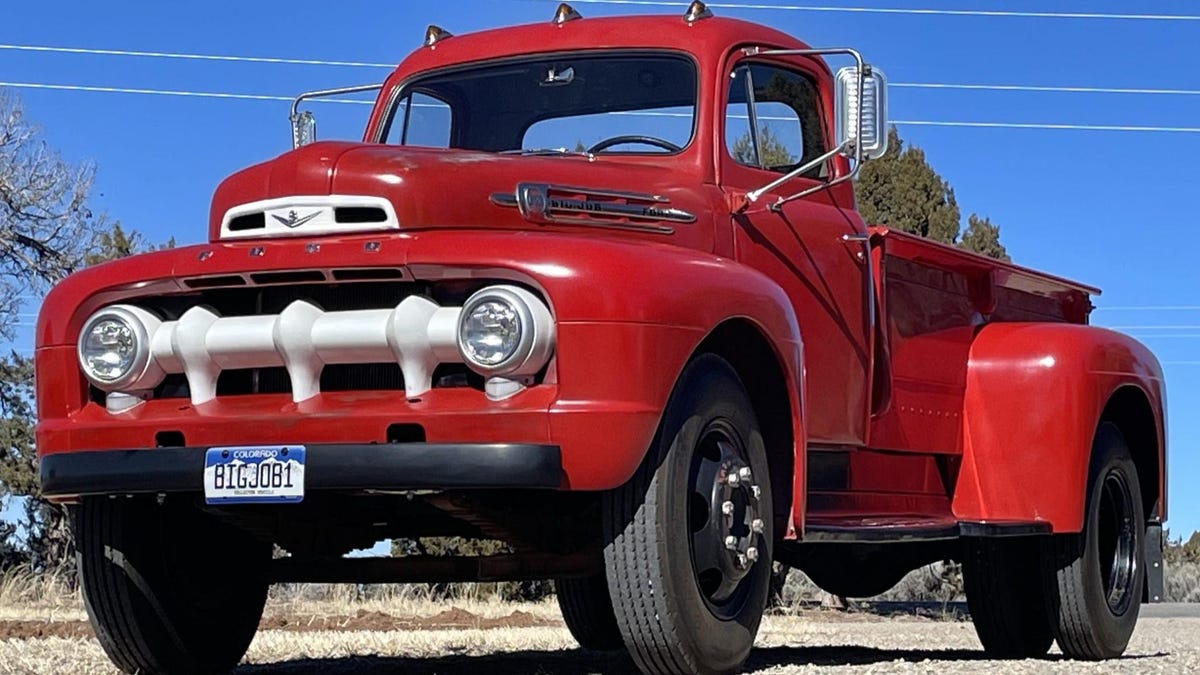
[1,602,1196,674]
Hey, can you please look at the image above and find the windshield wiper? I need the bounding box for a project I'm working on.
[499,148,594,159]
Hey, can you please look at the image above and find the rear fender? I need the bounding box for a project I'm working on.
[953,323,1165,532]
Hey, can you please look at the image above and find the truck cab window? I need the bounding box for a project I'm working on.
[381,54,697,154]
[387,92,452,148]
[726,64,825,178]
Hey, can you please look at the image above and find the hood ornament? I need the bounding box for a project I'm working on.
[271,209,322,229]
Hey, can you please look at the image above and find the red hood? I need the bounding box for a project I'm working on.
[208,142,718,246]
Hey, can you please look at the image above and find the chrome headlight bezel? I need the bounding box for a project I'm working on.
[457,286,554,377]
[77,305,160,391]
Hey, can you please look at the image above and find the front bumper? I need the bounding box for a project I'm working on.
[40,443,564,498]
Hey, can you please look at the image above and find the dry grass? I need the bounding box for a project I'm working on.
[1,617,1195,674]
[0,566,83,622]
[264,583,559,622]
[1,566,1197,674]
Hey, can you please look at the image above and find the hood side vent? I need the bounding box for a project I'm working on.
[335,206,389,224]
[228,213,266,232]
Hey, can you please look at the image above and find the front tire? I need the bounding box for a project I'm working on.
[555,573,623,650]
[603,354,774,675]
[75,496,270,675]
[1044,422,1145,659]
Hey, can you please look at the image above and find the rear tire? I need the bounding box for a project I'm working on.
[1044,422,1144,660]
[963,536,1053,658]
[603,354,774,675]
[555,573,623,650]
[75,496,270,675]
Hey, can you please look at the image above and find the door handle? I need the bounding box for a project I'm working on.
[842,233,871,243]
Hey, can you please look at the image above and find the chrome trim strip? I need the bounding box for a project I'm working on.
[490,182,694,234]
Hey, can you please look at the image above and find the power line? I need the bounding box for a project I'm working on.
[1095,305,1200,311]
[6,43,1200,98]
[892,120,1200,134]
[892,83,1200,97]
[1101,325,1200,331]
[553,0,1200,21]
[0,82,373,105]
[0,43,394,69]
[6,81,1200,135]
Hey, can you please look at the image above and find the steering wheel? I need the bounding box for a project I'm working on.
[587,135,683,154]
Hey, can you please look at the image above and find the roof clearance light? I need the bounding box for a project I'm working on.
[424,25,453,48]
[684,1,714,23]
[553,3,584,24]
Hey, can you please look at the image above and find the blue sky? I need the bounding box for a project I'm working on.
[1,0,1196,538]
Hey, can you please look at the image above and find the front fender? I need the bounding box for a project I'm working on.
[405,232,805,490]
[953,323,1165,532]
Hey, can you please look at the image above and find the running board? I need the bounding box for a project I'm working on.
[802,515,1050,543]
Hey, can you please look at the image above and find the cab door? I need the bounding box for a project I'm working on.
[720,59,872,445]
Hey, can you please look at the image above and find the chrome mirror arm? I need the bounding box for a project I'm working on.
[290,83,383,119]
[741,140,851,211]
[289,83,383,149]
[768,157,861,212]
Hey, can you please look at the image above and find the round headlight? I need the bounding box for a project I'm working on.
[456,285,554,377]
[77,306,158,390]
[461,298,522,367]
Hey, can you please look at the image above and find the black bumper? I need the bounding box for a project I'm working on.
[40,443,564,498]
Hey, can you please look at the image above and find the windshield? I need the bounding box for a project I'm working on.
[382,53,697,155]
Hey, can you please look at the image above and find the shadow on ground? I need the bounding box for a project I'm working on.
[236,645,1167,674]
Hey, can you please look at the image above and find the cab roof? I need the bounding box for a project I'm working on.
[390,14,814,77]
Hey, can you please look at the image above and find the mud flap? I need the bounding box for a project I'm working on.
[1144,522,1164,603]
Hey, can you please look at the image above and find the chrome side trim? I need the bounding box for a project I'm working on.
[490,182,694,234]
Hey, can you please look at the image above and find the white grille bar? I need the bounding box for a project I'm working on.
[147,297,462,404]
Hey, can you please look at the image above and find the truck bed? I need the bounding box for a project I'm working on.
[869,226,1096,454]
[801,227,1100,540]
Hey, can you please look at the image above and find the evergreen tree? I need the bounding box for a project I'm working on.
[959,214,1009,261]
[731,125,796,168]
[855,127,960,245]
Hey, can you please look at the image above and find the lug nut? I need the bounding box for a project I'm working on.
[738,467,753,481]
[751,518,764,533]
[751,485,762,500]
[746,546,759,562]
[724,535,738,550]
[737,553,748,568]
[726,472,741,487]
[721,500,735,516]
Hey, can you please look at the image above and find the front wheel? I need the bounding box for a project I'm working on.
[75,496,270,675]
[603,354,774,675]
[1044,422,1145,659]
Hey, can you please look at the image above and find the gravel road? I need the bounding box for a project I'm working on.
[2,611,1196,674]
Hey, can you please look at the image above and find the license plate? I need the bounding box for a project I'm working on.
[203,446,306,504]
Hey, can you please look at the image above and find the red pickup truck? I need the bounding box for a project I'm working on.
[37,4,1166,674]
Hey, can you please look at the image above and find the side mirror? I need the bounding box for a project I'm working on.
[835,65,888,160]
[290,110,316,149]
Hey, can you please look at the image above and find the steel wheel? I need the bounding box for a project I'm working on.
[687,421,766,620]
